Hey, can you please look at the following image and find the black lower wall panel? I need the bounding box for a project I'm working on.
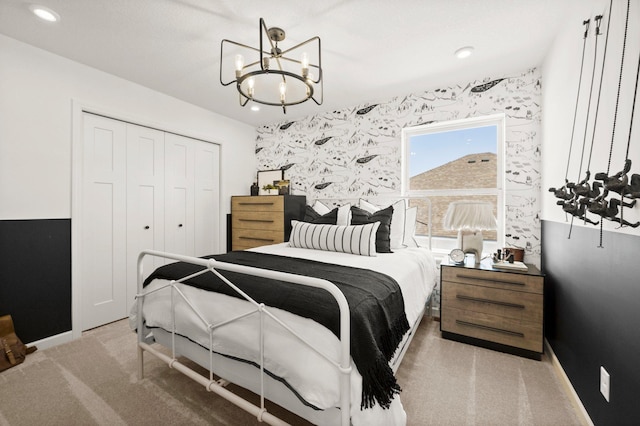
[542,220,640,425]
[0,219,71,343]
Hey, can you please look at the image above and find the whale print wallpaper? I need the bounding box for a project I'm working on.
[256,68,542,266]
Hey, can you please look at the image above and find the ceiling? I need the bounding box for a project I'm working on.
[0,0,593,127]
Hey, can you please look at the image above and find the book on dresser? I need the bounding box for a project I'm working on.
[440,259,545,360]
[230,195,306,251]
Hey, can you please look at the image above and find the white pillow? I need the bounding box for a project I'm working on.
[311,200,331,215]
[404,207,418,247]
[359,199,406,249]
[310,200,351,226]
[289,220,380,256]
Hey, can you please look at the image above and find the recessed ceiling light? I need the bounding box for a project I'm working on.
[454,46,474,59]
[29,5,60,22]
[251,105,260,112]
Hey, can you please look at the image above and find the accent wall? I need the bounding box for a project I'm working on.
[256,68,544,266]
[541,0,640,423]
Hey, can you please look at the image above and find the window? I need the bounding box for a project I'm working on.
[401,114,505,255]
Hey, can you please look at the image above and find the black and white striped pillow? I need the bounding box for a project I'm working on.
[289,220,380,256]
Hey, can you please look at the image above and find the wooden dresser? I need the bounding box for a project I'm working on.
[440,259,544,360]
[231,195,306,251]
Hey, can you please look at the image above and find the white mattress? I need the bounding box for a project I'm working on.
[132,243,437,425]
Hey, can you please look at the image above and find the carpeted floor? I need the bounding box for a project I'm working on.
[0,318,583,425]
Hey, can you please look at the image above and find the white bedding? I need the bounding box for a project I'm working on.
[132,243,437,425]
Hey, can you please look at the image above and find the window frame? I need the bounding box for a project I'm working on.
[401,113,506,255]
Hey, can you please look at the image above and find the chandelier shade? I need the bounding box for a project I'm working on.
[220,18,323,113]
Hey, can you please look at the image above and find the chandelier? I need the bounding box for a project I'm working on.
[219,18,323,113]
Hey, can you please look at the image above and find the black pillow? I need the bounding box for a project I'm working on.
[303,206,338,224]
[350,205,393,253]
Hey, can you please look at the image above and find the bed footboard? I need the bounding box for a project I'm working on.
[135,249,352,426]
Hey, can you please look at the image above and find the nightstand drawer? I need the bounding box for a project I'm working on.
[442,266,543,294]
[232,211,284,232]
[442,307,543,353]
[442,281,542,323]
[232,196,284,213]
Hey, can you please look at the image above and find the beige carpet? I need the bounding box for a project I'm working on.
[0,318,582,425]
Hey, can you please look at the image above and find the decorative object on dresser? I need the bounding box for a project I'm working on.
[443,201,497,264]
[250,182,259,196]
[274,179,290,195]
[261,184,279,195]
[256,169,284,195]
[230,195,305,250]
[440,260,544,360]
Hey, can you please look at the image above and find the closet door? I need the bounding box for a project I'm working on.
[194,141,220,256]
[81,114,127,330]
[126,124,165,312]
[165,133,195,256]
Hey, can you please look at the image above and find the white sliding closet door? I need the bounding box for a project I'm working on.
[165,133,195,256]
[80,113,220,331]
[81,114,127,330]
[126,124,165,312]
[194,141,221,256]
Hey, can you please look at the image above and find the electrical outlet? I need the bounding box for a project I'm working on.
[600,366,610,402]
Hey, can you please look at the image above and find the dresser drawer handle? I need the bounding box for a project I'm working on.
[456,273,525,286]
[456,320,524,337]
[238,236,275,242]
[238,202,275,206]
[239,219,275,223]
[456,295,525,310]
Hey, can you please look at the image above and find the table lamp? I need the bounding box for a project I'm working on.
[443,201,497,264]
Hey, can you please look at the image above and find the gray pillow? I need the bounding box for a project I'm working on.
[350,205,393,253]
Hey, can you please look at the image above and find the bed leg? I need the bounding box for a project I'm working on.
[137,345,144,380]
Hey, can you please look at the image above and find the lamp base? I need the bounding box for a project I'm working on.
[458,230,484,264]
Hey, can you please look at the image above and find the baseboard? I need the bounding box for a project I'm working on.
[26,330,73,351]
[545,339,594,426]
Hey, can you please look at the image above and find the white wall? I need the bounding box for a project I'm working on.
[0,33,256,231]
[542,0,640,233]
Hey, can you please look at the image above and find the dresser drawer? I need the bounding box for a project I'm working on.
[232,211,284,232]
[442,281,542,323]
[232,229,284,250]
[232,196,284,213]
[442,266,543,294]
[442,306,543,353]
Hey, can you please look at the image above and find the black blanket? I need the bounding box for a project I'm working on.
[143,250,410,409]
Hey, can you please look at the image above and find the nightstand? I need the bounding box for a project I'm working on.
[440,258,544,360]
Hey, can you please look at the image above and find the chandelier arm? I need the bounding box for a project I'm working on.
[239,92,250,107]
[220,38,264,86]
[279,36,322,83]
[311,79,324,106]
[259,18,279,72]
[222,39,263,53]
[278,36,321,56]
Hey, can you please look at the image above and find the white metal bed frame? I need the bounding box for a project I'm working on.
[136,249,354,425]
[135,197,433,425]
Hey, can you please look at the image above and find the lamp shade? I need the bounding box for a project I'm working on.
[443,201,496,231]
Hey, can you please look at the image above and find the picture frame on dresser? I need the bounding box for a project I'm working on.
[439,259,545,360]
[257,169,284,195]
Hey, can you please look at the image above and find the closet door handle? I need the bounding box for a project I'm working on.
[178,224,183,228]
[144,226,150,230]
